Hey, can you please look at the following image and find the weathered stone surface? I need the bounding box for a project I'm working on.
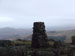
[31,22,49,48]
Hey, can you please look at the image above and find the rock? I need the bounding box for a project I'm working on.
[31,49,55,56]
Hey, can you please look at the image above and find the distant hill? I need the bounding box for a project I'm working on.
[0,27,32,40]
[0,27,75,43]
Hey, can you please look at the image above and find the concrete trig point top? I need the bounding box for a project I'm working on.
[33,22,44,27]
[32,22,49,48]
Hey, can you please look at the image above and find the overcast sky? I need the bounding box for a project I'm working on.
[0,0,75,29]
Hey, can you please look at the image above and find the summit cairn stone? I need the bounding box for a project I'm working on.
[31,22,49,48]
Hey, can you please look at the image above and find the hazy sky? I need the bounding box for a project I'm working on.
[0,0,75,28]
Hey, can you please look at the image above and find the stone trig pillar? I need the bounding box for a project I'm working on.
[31,22,49,48]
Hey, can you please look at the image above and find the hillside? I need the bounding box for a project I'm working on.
[25,30,75,43]
[47,30,75,43]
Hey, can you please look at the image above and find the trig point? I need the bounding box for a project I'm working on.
[31,22,49,48]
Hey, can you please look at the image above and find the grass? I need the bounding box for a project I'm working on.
[12,41,55,46]
[13,41,32,45]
